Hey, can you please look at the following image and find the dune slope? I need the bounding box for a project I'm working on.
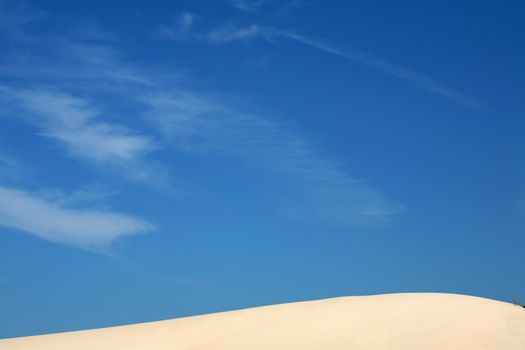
[1,293,524,349]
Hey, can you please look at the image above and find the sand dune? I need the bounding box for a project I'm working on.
[1,293,524,349]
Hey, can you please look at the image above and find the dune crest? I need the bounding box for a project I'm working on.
[1,293,524,349]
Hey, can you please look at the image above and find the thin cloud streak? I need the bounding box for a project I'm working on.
[0,154,18,171]
[2,88,156,163]
[228,0,268,12]
[0,42,171,189]
[1,18,404,228]
[145,91,404,227]
[156,12,197,41]
[207,23,263,44]
[0,2,44,28]
[0,153,22,181]
[0,87,172,187]
[277,30,485,109]
[0,186,152,250]
[196,23,484,109]
[227,0,303,16]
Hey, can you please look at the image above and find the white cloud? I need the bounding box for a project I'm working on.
[0,153,22,181]
[228,0,268,12]
[156,12,197,41]
[3,88,156,163]
[227,0,304,16]
[144,91,404,227]
[0,153,18,170]
[62,44,155,85]
[0,2,44,28]
[207,23,265,44]
[34,184,119,208]
[0,42,172,187]
[156,18,265,44]
[0,186,152,250]
[0,42,154,86]
[200,23,484,109]
[1,22,404,228]
[277,31,485,109]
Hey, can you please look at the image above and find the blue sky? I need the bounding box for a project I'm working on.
[0,0,524,338]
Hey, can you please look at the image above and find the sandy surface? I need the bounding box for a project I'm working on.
[1,293,524,349]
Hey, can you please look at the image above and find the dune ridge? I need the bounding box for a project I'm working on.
[1,293,524,349]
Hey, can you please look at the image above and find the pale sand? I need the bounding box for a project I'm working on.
[1,293,524,349]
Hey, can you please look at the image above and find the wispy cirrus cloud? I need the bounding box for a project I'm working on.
[144,91,404,227]
[35,184,119,208]
[155,12,198,41]
[228,0,268,12]
[155,15,264,44]
[0,12,160,252]
[277,30,486,109]
[0,153,22,182]
[0,154,14,168]
[207,23,266,44]
[0,84,172,187]
[0,185,152,251]
[0,1,44,28]
[0,12,403,229]
[0,33,153,85]
[227,0,305,17]
[2,88,156,163]
[186,22,484,109]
